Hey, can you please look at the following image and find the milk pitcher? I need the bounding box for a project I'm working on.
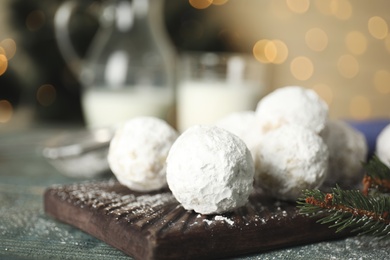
[54,0,176,129]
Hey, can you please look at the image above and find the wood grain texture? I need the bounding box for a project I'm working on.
[44,180,352,260]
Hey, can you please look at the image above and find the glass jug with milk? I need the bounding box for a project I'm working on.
[54,0,175,129]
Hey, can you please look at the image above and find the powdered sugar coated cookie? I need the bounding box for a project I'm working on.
[108,117,179,192]
[255,86,328,134]
[376,123,390,168]
[215,111,264,158]
[166,125,254,215]
[321,120,368,186]
[253,124,329,201]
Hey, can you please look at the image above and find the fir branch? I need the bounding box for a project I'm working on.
[297,185,390,238]
[362,156,390,195]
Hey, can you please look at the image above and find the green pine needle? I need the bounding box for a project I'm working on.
[362,156,390,195]
[297,185,390,239]
[363,155,390,181]
[298,156,390,239]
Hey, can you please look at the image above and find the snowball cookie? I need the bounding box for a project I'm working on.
[253,124,329,201]
[215,111,264,158]
[108,117,179,192]
[255,86,328,134]
[321,120,368,186]
[376,123,390,168]
[166,125,255,215]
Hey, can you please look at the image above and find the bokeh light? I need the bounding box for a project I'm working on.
[331,0,352,20]
[349,95,371,120]
[264,41,278,62]
[0,39,17,60]
[212,0,228,5]
[290,56,313,81]
[286,0,310,14]
[253,39,288,64]
[189,0,212,9]
[188,1,389,120]
[337,54,359,78]
[373,70,390,94]
[368,16,388,40]
[0,100,13,123]
[1,0,389,124]
[0,54,8,76]
[345,31,367,55]
[316,0,352,19]
[253,39,271,63]
[271,40,289,64]
[36,84,57,107]
[305,28,328,52]
[26,10,46,31]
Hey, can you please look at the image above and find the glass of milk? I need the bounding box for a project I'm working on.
[177,52,269,133]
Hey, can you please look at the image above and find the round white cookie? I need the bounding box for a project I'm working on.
[321,120,368,186]
[253,124,329,201]
[255,86,328,134]
[215,111,264,158]
[108,117,179,192]
[166,125,254,215]
[376,123,390,168]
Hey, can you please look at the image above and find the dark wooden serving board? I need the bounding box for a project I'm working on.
[44,179,352,260]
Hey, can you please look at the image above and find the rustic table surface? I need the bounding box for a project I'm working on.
[0,125,389,260]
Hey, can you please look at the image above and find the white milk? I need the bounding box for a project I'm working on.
[82,87,173,129]
[177,80,263,132]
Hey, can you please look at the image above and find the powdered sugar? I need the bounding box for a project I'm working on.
[107,117,179,192]
[253,124,329,201]
[214,215,235,226]
[53,180,177,218]
[166,125,254,214]
[255,86,328,134]
[376,123,390,167]
[321,119,368,186]
[215,111,264,158]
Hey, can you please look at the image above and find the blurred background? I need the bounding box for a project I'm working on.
[1,0,390,132]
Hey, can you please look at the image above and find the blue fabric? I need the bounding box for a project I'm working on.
[346,118,390,158]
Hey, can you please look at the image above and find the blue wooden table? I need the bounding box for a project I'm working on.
[0,125,389,260]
